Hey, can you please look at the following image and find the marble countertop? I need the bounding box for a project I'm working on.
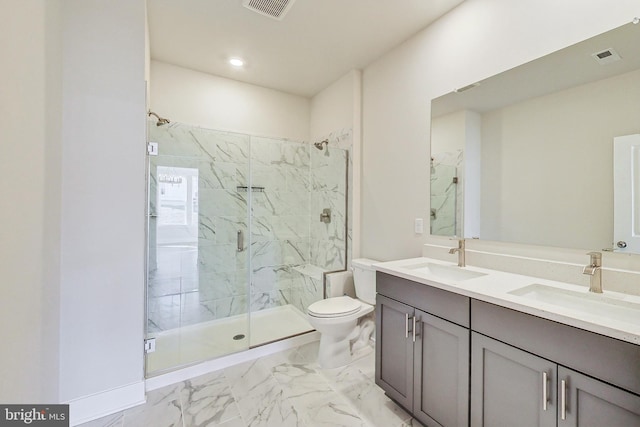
[374,257,640,345]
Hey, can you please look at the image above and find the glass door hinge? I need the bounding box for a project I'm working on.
[144,338,156,354]
[147,142,158,156]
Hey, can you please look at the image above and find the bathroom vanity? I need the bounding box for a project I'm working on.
[374,258,640,427]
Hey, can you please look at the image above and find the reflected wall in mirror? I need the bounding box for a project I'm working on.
[430,21,640,253]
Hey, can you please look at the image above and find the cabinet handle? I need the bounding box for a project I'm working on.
[412,316,418,342]
[542,371,548,411]
[560,379,567,420]
[405,313,410,338]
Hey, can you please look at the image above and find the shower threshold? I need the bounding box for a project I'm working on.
[146,304,313,375]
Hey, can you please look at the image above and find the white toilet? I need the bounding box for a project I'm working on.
[307,258,378,369]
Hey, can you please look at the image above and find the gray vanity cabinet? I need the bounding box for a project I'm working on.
[375,294,415,410]
[471,332,557,427]
[471,332,640,427]
[558,367,640,427]
[376,273,640,427]
[472,300,640,427]
[376,272,470,427]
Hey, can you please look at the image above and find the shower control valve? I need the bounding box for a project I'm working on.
[320,208,332,224]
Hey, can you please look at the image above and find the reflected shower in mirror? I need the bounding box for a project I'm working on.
[430,152,461,236]
[430,21,640,253]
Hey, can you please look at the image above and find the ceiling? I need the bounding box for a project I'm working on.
[147,0,465,97]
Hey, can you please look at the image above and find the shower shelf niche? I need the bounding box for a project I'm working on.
[236,185,265,192]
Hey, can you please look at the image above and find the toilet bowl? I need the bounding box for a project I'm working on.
[307,258,378,369]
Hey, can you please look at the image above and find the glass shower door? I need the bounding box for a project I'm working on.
[145,123,251,376]
[145,122,351,375]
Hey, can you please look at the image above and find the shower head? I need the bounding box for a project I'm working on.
[148,111,170,126]
[313,139,328,150]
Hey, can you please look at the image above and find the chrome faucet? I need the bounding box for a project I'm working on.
[449,239,466,267]
[582,251,602,293]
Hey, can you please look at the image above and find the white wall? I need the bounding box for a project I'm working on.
[59,0,146,407]
[481,68,640,249]
[310,70,359,140]
[310,70,362,258]
[0,0,146,411]
[464,111,481,239]
[0,0,62,403]
[361,0,640,261]
[431,110,466,154]
[150,60,310,141]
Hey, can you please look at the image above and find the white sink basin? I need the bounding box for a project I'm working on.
[509,284,640,326]
[403,262,487,282]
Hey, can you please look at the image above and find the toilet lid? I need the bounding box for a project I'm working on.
[308,296,361,318]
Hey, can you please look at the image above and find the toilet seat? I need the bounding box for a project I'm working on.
[308,296,362,318]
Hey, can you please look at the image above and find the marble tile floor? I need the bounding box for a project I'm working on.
[79,341,418,427]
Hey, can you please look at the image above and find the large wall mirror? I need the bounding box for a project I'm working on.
[430,21,640,254]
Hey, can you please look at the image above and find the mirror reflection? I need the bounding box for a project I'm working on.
[430,22,640,253]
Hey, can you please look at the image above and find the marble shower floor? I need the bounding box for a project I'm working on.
[79,341,418,427]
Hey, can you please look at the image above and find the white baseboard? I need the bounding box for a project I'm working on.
[67,381,145,426]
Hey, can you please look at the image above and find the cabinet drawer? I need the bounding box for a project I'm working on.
[472,299,640,396]
[377,272,470,327]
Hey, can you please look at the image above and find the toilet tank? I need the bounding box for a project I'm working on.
[351,258,379,305]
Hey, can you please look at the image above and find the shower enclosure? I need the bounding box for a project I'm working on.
[145,120,349,375]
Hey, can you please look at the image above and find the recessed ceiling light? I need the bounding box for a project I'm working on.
[229,58,245,67]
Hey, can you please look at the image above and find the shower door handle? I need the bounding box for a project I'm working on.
[237,230,244,252]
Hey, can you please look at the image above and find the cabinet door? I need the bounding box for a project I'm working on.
[558,366,640,427]
[413,310,469,427]
[471,333,556,427]
[376,294,415,410]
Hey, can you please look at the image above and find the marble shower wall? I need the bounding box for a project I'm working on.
[251,132,350,314]
[147,122,350,333]
[249,136,312,314]
[310,128,352,271]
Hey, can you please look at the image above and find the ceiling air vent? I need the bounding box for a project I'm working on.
[454,82,480,93]
[242,0,297,21]
[591,48,622,65]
